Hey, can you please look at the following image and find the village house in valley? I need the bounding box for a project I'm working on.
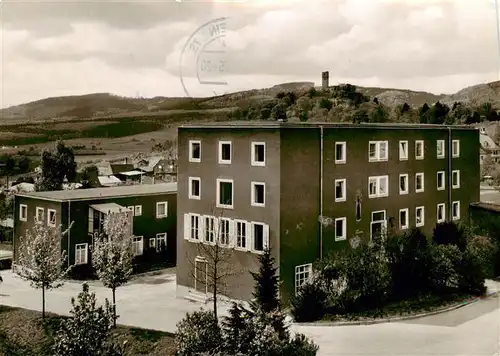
[176,121,480,303]
[13,183,177,276]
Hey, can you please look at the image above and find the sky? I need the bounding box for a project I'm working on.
[0,0,499,108]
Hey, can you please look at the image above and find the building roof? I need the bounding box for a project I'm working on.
[470,202,500,213]
[90,203,130,214]
[9,182,35,193]
[110,164,135,175]
[16,182,177,202]
[98,175,122,186]
[180,121,478,131]
[480,133,500,151]
[117,170,145,176]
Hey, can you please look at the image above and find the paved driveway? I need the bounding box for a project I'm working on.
[0,270,499,356]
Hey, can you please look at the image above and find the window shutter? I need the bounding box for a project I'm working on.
[250,222,255,252]
[184,214,190,240]
[213,217,220,244]
[243,222,249,250]
[199,216,206,242]
[264,224,270,250]
[88,208,94,233]
[228,219,235,247]
[139,238,144,255]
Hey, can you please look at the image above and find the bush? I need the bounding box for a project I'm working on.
[428,244,461,293]
[466,235,497,278]
[291,280,327,322]
[432,222,468,251]
[175,310,222,356]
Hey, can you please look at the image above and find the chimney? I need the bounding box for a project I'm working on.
[123,157,128,164]
[322,71,329,89]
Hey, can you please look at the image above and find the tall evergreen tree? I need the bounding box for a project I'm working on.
[250,248,280,313]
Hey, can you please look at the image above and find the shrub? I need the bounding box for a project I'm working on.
[291,280,327,322]
[175,310,222,356]
[466,235,497,278]
[432,222,468,252]
[428,244,461,293]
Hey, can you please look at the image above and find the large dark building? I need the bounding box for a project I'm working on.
[13,183,177,275]
[176,122,480,304]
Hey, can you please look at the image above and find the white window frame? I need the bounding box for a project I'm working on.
[335,142,346,164]
[19,204,27,222]
[368,141,388,162]
[186,213,201,242]
[452,201,460,221]
[437,140,445,159]
[368,175,389,198]
[189,140,201,163]
[295,263,312,295]
[334,217,347,241]
[218,140,232,164]
[399,140,408,161]
[156,232,167,251]
[36,207,44,223]
[219,217,232,246]
[436,171,445,191]
[251,142,266,166]
[415,172,424,193]
[334,179,347,202]
[416,206,425,227]
[149,238,156,249]
[399,174,409,195]
[251,181,266,207]
[452,139,460,158]
[250,222,269,254]
[203,215,216,244]
[75,243,88,265]
[188,177,201,200]
[452,170,460,189]
[132,236,144,256]
[399,208,409,230]
[234,219,249,251]
[216,178,234,209]
[415,140,424,160]
[437,203,446,223]
[156,201,168,218]
[47,209,56,227]
[134,205,142,216]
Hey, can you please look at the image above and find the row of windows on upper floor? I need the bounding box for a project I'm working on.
[187,138,461,166]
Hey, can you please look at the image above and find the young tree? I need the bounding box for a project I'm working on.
[249,248,280,313]
[36,140,77,191]
[92,210,134,327]
[79,165,100,188]
[16,220,73,319]
[53,283,125,356]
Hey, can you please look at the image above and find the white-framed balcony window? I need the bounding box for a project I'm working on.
[452,170,460,189]
[415,140,424,160]
[334,179,347,202]
[134,205,142,216]
[75,243,88,265]
[399,174,409,195]
[251,142,266,166]
[189,140,201,163]
[399,140,408,161]
[186,214,201,241]
[368,141,388,162]
[48,209,56,227]
[132,236,144,256]
[415,173,424,193]
[437,171,445,191]
[156,201,168,218]
[295,263,312,295]
[452,139,460,158]
[156,233,167,251]
[19,204,27,222]
[399,208,409,230]
[452,201,460,220]
[251,181,266,207]
[368,175,389,198]
[437,203,446,223]
[218,141,232,164]
[416,206,425,227]
[235,220,249,251]
[219,218,232,246]
[203,215,216,244]
[335,142,346,164]
[188,177,201,200]
[437,140,445,159]
[217,178,234,209]
[334,217,347,241]
[251,222,269,254]
[36,207,44,223]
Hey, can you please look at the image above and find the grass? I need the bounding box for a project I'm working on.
[0,305,176,355]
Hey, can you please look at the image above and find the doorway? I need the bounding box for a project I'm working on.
[194,256,208,294]
[370,210,387,241]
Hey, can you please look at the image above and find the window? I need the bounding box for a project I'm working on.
[203,216,215,243]
[218,141,232,164]
[452,201,460,220]
[437,171,445,191]
[48,209,56,227]
[415,140,424,160]
[416,206,425,227]
[36,207,44,223]
[452,170,460,189]
[19,204,27,222]
[437,140,445,158]
[75,243,88,265]
[334,217,347,241]
[437,203,446,223]
[188,214,200,241]
[399,174,409,195]
[399,208,409,229]
[156,202,168,218]
[251,142,266,166]
[368,141,388,162]
[399,140,408,160]
[415,173,424,193]
[334,179,346,202]
[355,196,362,221]
[219,218,231,246]
[149,238,156,249]
[452,139,460,158]
[368,175,389,198]
[235,220,248,250]
[134,205,142,216]
[132,236,144,256]
[251,182,266,207]
[189,177,201,200]
[335,142,346,164]
[251,222,269,253]
[189,140,201,163]
[295,264,312,295]
[156,233,167,251]
[217,179,233,209]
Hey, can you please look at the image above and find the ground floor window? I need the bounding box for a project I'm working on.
[295,263,312,295]
[75,243,88,265]
[132,236,143,256]
[156,233,167,251]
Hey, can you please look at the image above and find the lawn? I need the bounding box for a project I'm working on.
[0,305,176,356]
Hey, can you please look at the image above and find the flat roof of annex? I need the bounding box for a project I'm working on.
[179,121,478,131]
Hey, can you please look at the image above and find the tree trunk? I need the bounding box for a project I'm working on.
[112,287,116,328]
[213,264,217,319]
[213,288,217,320]
[42,285,45,320]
